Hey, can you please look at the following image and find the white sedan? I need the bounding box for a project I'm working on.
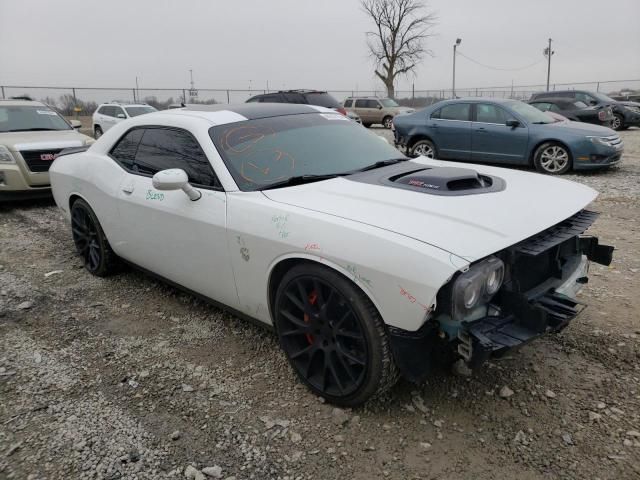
[50,104,613,406]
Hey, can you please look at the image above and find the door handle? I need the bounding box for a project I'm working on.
[121,184,134,194]
[475,128,487,132]
[428,123,439,128]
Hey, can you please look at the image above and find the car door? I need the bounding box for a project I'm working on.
[112,126,239,308]
[471,103,529,164]
[100,106,118,132]
[428,103,472,160]
[353,99,371,122]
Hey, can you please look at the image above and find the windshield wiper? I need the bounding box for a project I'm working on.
[259,174,343,191]
[7,128,60,132]
[531,121,551,124]
[351,157,409,173]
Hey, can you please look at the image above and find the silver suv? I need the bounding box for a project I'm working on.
[92,102,156,138]
[343,97,414,129]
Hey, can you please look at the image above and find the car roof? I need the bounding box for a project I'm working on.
[98,102,150,107]
[0,99,46,107]
[448,97,517,104]
[147,103,334,125]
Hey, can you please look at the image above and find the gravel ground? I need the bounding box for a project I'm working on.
[1,128,639,480]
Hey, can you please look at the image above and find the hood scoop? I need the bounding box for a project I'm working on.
[388,166,505,196]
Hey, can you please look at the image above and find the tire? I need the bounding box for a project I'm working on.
[382,116,393,129]
[70,199,118,276]
[533,142,572,175]
[274,263,398,406]
[410,139,437,159]
[94,126,103,139]
[362,123,372,128]
[611,114,624,131]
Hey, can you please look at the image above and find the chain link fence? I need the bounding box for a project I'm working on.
[2,79,639,114]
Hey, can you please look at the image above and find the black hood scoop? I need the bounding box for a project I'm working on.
[347,162,506,196]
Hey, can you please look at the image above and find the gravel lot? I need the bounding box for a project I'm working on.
[1,128,639,480]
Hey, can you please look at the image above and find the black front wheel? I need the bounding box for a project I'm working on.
[611,114,624,131]
[274,264,398,406]
[71,199,118,276]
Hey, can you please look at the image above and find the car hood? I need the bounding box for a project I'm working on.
[1,130,92,151]
[262,158,597,262]
[535,120,615,136]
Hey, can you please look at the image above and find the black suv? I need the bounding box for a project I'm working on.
[246,90,348,115]
[530,90,640,131]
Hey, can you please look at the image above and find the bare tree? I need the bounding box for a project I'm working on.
[361,0,437,98]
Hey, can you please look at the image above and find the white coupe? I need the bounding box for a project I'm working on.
[50,104,613,406]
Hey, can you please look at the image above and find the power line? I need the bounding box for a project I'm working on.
[456,51,545,72]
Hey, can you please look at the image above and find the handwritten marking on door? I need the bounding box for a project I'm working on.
[146,190,164,201]
[236,236,250,261]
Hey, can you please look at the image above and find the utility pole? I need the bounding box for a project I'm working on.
[135,76,139,103]
[452,38,462,98]
[544,38,554,91]
[189,69,195,90]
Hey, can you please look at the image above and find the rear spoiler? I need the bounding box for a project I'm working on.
[56,146,89,158]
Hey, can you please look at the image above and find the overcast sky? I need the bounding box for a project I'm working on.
[1,0,639,95]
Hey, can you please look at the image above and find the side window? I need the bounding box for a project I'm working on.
[354,99,368,108]
[133,128,220,188]
[430,108,441,119]
[113,107,125,118]
[366,99,380,108]
[575,92,596,104]
[439,103,471,121]
[344,99,353,107]
[283,93,305,103]
[548,104,561,113]
[97,106,107,115]
[246,96,260,103]
[101,106,115,117]
[476,104,508,123]
[110,128,144,170]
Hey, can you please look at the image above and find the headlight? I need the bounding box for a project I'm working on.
[450,256,504,319]
[587,136,609,146]
[0,145,15,163]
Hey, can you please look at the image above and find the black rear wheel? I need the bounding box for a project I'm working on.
[274,264,398,406]
[94,126,103,139]
[71,199,118,276]
[611,114,624,131]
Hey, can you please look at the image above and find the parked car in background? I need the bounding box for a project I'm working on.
[49,103,613,405]
[530,90,640,131]
[92,102,157,138]
[0,99,93,200]
[343,97,415,129]
[529,97,613,127]
[393,98,623,175]
[246,89,353,116]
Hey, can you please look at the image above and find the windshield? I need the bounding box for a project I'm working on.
[125,106,156,117]
[379,98,399,107]
[209,113,404,191]
[506,101,554,124]
[592,92,616,103]
[0,105,71,132]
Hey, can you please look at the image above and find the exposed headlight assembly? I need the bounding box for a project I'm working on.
[451,256,504,319]
[0,145,15,163]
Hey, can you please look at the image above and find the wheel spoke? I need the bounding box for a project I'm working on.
[285,290,305,313]
[327,353,346,395]
[336,344,365,366]
[333,350,356,383]
[280,309,311,331]
[289,344,315,360]
[336,328,364,341]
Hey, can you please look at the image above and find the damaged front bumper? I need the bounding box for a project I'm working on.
[388,210,614,383]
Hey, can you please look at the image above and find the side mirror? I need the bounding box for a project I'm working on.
[589,100,598,106]
[70,119,82,130]
[506,119,520,128]
[152,168,201,201]
[377,105,383,109]
[116,113,126,119]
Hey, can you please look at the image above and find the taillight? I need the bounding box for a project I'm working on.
[336,107,347,116]
[598,110,607,121]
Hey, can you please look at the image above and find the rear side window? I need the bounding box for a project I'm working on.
[99,106,115,117]
[438,103,471,121]
[113,107,126,118]
[303,93,340,108]
[344,99,353,107]
[355,99,368,108]
[132,127,221,188]
[475,104,508,123]
[282,93,305,103]
[110,128,144,169]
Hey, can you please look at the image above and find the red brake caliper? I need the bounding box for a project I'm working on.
[303,290,318,344]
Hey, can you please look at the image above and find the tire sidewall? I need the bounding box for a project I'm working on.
[274,263,387,407]
[534,142,572,175]
[383,116,393,129]
[94,127,102,139]
[612,114,624,131]
[71,199,113,276]
[411,139,436,158]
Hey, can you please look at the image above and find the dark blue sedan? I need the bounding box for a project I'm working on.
[392,98,624,174]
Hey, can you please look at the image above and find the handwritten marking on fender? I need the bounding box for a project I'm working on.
[271,214,290,238]
[345,265,372,287]
[146,190,164,201]
[236,236,250,261]
[399,286,430,312]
